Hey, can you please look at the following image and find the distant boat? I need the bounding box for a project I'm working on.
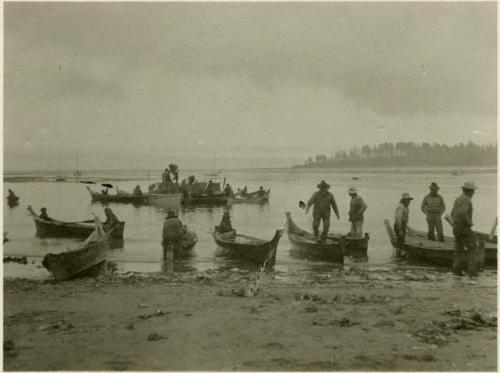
[55,150,66,181]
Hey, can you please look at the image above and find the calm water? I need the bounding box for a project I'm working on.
[3,168,497,279]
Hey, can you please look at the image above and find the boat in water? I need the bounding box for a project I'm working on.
[213,213,282,266]
[27,205,125,239]
[42,219,112,281]
[228,189,271,204]
[285,212,344,262]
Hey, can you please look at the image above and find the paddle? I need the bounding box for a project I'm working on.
[101,183,113,189]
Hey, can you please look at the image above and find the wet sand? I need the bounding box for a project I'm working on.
[4,267,497,371]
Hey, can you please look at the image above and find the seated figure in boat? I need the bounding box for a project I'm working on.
[240,186,248,197]
[162,209,184,258]
[257,186,265,197]
[223,183,234,197]
[206,180,214,196]
[394,193,413,249]
[133,185,143,196]
[39,207,53,221]
[101,189,109,195]
[162,168,172,185]
[103,207,120,232]
[7,189,18,200]
[216,210,236,238]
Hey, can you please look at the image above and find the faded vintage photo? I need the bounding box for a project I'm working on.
[3,2,497,371]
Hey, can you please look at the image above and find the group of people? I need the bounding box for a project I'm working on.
[305,179,489,278]
[393,181,482,277]
[305,180,367,242]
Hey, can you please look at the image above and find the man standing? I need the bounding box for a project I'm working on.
[305,180,340,242]
[421,182,446,242]
[394,193,413,246]
[162,210,184,259]
[348,187,367,238]
[450,182,478,277]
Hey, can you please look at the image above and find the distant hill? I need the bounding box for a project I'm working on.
[293,141,497,169]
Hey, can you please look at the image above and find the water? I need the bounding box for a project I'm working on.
[3,168,497,279]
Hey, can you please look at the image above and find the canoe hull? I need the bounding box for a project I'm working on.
[87,187,147,204]
[34,219,125,239]
[213,230,281,266]
[228,190,271,204]
[383,219,487,267]
[42,233,110,281]
[146,193,183,208]
[286,212,344,263]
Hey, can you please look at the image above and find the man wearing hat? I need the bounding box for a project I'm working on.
[305,180,340,242]
[394,193,413,246]
[162,209,184,259]
[450,182,478,277]
[420,182,446,242]
[347,187,367,238]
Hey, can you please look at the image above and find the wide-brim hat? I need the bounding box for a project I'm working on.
[317,180,330,189]
[348,186,357,194]
[462,181,477,190]
[400,193,413,202]
[429,182,439,190]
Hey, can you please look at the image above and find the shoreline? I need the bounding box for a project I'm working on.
[4,267,497,371]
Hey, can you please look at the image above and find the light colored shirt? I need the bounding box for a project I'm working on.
[421,194,445,216]
[451,194,473,228]
[394,203,409,230]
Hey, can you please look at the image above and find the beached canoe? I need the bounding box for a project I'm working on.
[213,229,282,266]
[285,212,344,262]
[87,186,147,204]
[383,219,488,267]
[27,206,125,239]
[228,189,271,204]
[42,221,112,281]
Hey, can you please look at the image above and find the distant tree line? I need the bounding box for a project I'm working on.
[295,141,497,168]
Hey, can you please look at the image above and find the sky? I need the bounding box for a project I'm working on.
[4,2,497,171]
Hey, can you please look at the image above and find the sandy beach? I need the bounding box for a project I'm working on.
[4,267,497,371]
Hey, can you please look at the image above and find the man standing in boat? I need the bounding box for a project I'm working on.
[450,182,478,277]
[394,193,413,248]
[305,180,340,242]
[347,187,367,238]
[421,182,446,242]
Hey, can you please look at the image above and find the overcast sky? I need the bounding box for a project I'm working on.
[4,2,497,170]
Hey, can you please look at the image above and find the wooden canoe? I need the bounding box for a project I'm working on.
[383,219,488,267]
[213,229,282,266]
[27,206,125,239]
[42,222,111,281]
[285,212,344,262]
[444,215,497,265]
[228,189,271,204]
[87,186,147,204]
